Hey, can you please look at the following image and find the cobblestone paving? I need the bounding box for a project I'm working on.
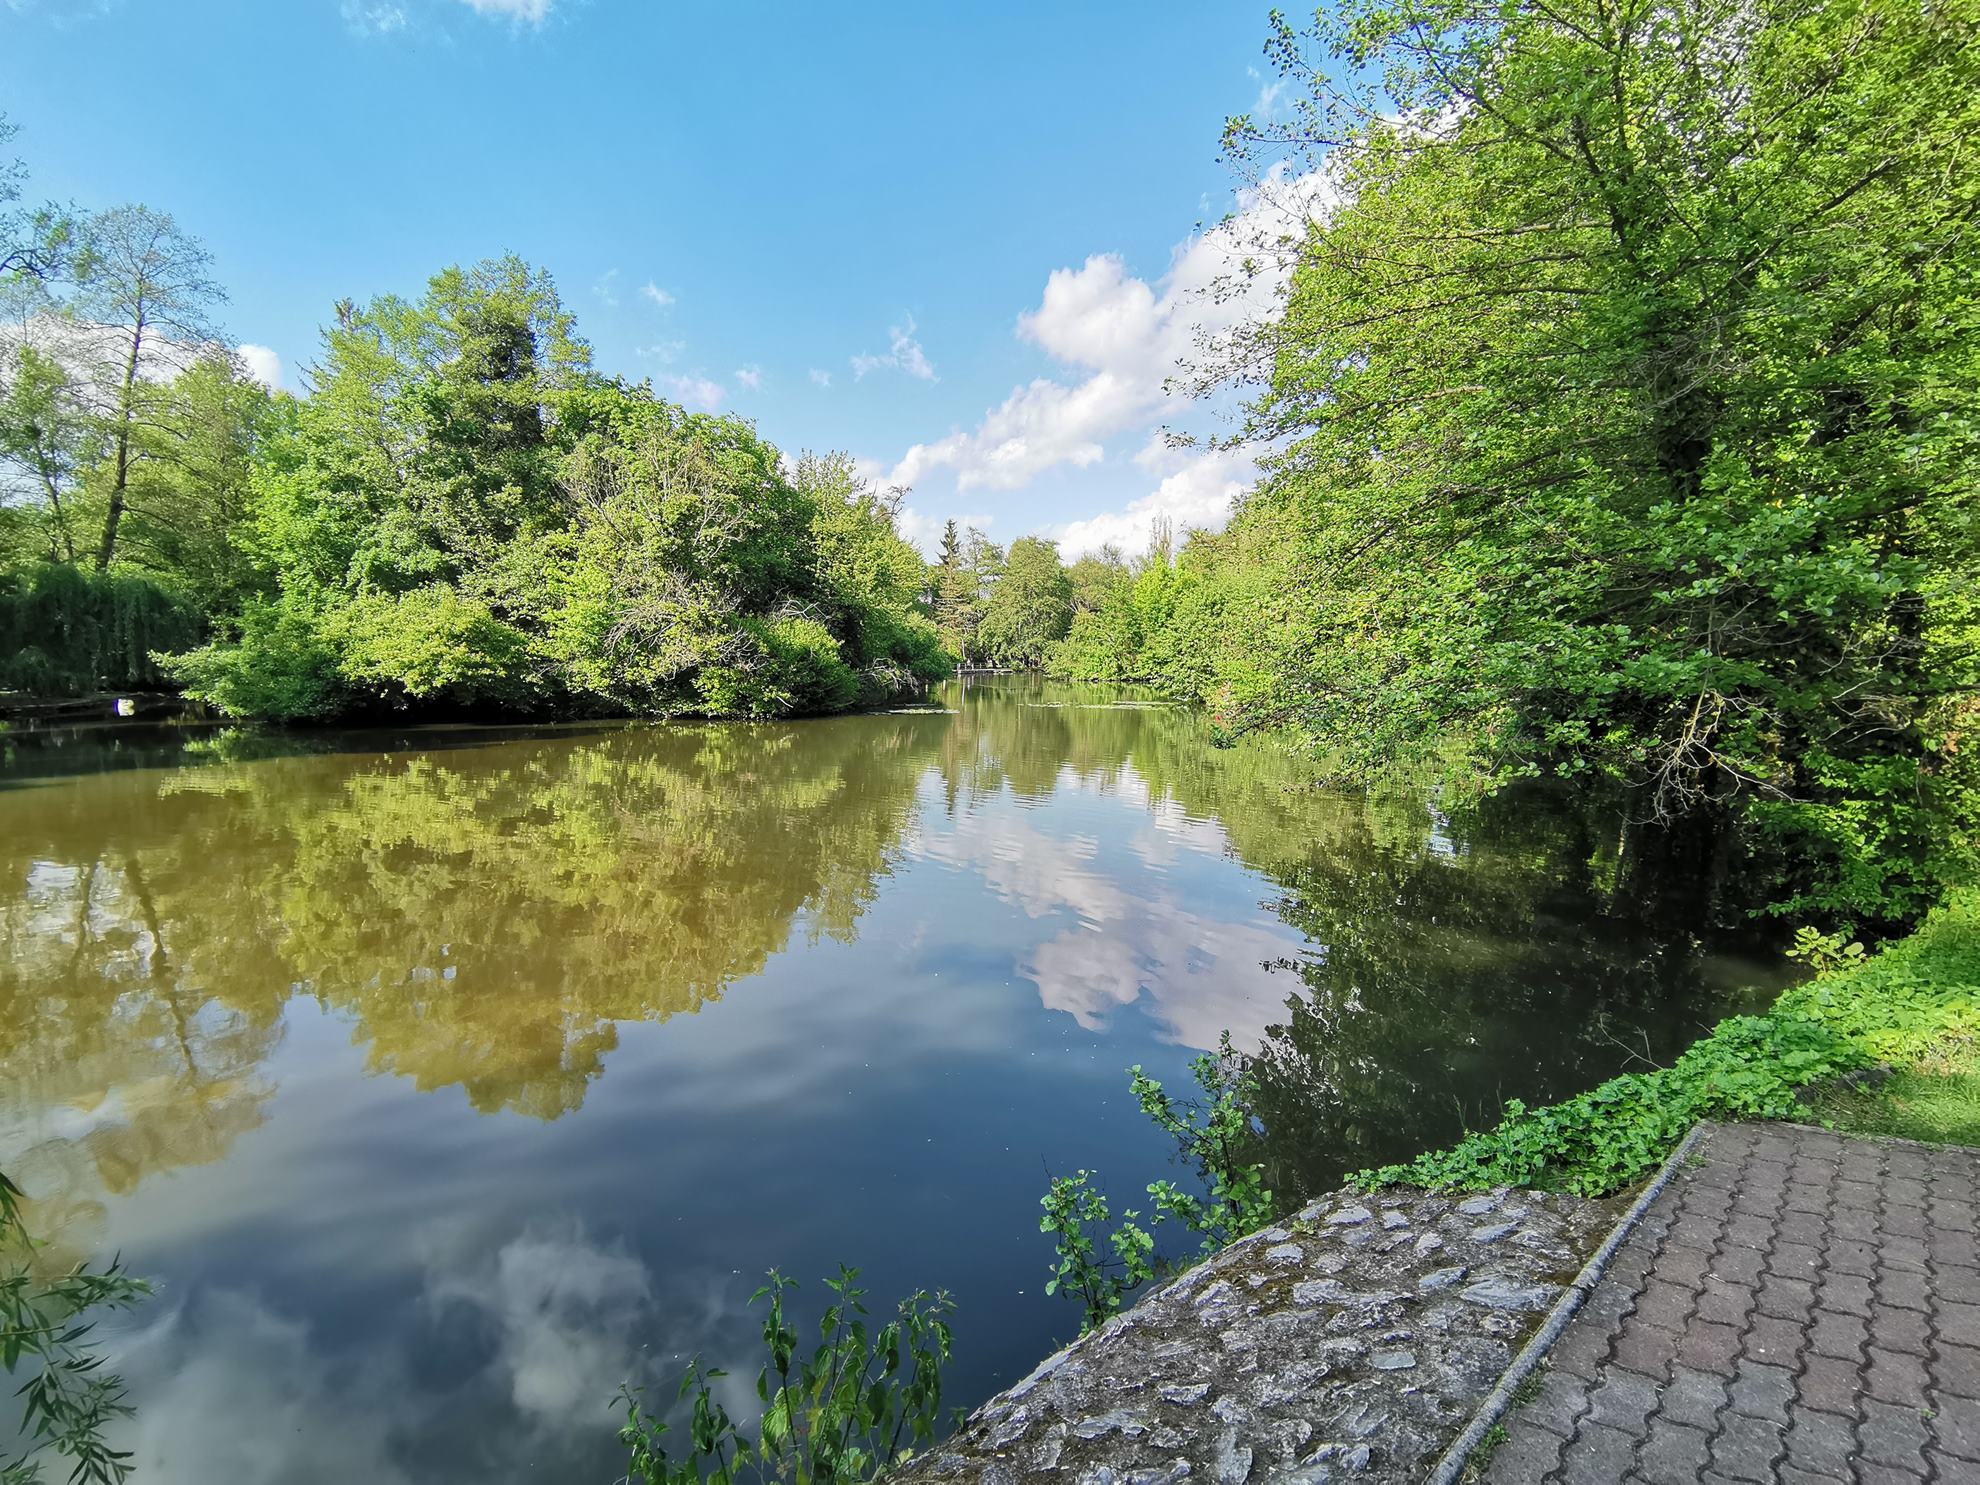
[1483,1121,1980,1484]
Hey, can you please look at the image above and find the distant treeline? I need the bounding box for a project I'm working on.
[1,153,948,720]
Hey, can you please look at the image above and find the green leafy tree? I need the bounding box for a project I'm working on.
[1192,0,1980,923]
[929,518,970,660]
[976,535,1072,669]
[113,354,282,612]
[1065,545,1128,615]
[0,115,69,283]
[0,342,93,565]
[66,206,225,571]
[1131,1033,1275,1256]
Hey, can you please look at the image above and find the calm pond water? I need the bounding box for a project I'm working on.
[1,679,1788,1483]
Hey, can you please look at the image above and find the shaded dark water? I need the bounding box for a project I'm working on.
[0,679,1788,1482]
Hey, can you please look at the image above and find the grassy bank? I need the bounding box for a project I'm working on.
[1360,889,1980,1197]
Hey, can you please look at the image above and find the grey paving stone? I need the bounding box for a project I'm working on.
[1716,1245,1768,1287]
[1727,1359,1797,1426]
[1928,1391,1980,1462]
[1857,1397,1932,1467]
[1558,1421,1639,1481]
[1936,1262,1980,1305]
[1586,1368,1661,1434]
[1631,1278,1695,1333]
[1874,1234,1929,1274]
[1634,1416,1711,1485]
[1512,1369,1590,1439]
[1696,1275,1760,1329]
[1708,1411,1785,1482]
[1677,1316,1745,1376]
[1816,1272,1874,1318]
[1864,1347,1930,1405]
[1930,1340,1980,1397]
[1822,1236,1877,1276]
[1744,1313,1809,1368]
[1938,1299,1980,1349]
[1479,1421,1564,1484]
[1659,1364,1730,1430]
[1794,1352,1865,1418]
[1780,1409,1854,1477]
[1865,1304,1929,1356]
[1755,1274,1817,1319]
[1805,1309,1868,1361]
[1609,1316,1680,1382]
[1471,1124,1980,1485]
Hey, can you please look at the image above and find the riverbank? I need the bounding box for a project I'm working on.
[1361,888,1980,1199]
[888,895,1979,1482]
[892,1183,1627,1484]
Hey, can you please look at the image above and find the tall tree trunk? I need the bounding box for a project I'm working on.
[36,452,76,563]
[95,319,144,571]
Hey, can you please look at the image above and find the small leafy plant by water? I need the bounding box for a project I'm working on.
[1,1172,150,1485]
[616,1267,953,1485]
[1041,1035,1277,1333]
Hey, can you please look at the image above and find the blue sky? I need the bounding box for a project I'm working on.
[1,0,1302,555]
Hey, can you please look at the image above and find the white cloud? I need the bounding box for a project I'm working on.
[428,1228,651,1423]
[4,0,120,18]
[658,373,725,413]
[1246,65,1289,123]
[879,167,1330,500]
[1050,443,1257,560]
[640,281,674,309]
[809,368,832,389]
[733,364,761,391]
[851,316,935,382]
[340,1,408,34]
[914,802,1300,1051]
[457,0,555,22]
[112,1292,417,1485]
[236,344,284,392]
[592,268,620,307]
[634,339,686,363]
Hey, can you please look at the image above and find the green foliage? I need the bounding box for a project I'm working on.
[147,262,949,722]
[1130,1033,1275,1256]
[1147,0,1980,925]
[0,343,93,567]
[0,562,199,695]
[1044,528,1207,688]
[160,592,343,718]
[1037,1173,1154,1336]
[1802,1065,1980,1149]
[1363,888,1980,1195]
[616,1267,954,1485]
[975,536,1071,669]
[1,1172,151,1485]
[1040,1042,1278,1331]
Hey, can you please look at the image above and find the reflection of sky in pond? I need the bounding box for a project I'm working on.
[0,680,1787,1483]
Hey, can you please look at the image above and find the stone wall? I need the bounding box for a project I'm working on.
[893,1185,1624,1484]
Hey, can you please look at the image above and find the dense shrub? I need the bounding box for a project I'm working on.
[0,562,200,695]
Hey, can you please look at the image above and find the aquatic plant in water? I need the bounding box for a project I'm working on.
[617,1266,953,1485]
